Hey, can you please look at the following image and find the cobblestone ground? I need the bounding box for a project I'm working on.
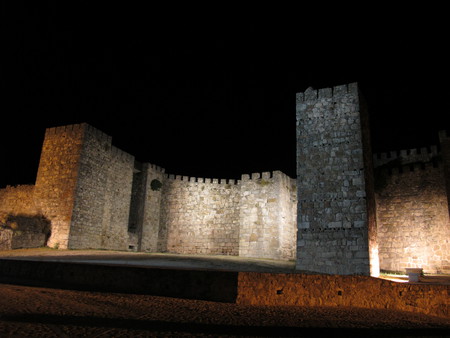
[0,283,449,337]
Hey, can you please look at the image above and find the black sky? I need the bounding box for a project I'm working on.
[1,4,449,188]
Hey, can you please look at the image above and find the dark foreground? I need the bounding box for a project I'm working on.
[0,283,448,337]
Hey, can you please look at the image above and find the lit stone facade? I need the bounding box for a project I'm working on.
[295,83,378,275]
[374,144,450,274]
[0,123,297,261]
[1,82,449,274]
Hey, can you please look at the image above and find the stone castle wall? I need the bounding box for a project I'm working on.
[0,185,49,250]
[374,147,450,274]
[159,175,241,255]
[239,171,297,260]
[295,83,376,275]
[69,125,135,250]
[1,82,449,275]
[0,185,37,216]
[138,164,166,252]
[155,171,297,259]
[0,123,297,260]
[34,124,86,249]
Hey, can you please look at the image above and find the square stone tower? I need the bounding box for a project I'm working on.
[296,83,379,276]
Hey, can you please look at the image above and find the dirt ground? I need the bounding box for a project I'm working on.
[0,283,448,337]
[0,249,449,336]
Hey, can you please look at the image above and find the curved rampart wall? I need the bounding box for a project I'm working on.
[374,146,450,274]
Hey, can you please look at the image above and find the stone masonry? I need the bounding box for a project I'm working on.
[374,144,450,274]
[1,82,449,275]
[295,83,378,275]
[0,123,297,261]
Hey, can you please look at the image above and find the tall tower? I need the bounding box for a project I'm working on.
[34,123,135,250]
[34,124,86,249]
[296,83,378,276]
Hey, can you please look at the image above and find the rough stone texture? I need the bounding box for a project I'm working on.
[237,272,449,319]
[0,215,49,250]
[34,124,85,249]
[0,186,50,250]
[375,147,450,274]
[0,123,297,261]
[295,83,377,275]
[440,130,450,219]
[2,84,450,275]
[159,175,241,256]
[239,171,297,260]
[0,185,37,215]
[69,126,134,250]
[138,164,166,252]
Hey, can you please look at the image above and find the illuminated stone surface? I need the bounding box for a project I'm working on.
[0,82,449,275]
[295,83,378,275]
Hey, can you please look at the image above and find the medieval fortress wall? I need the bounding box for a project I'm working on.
[1,82,449,274]
[0,123,297,260]
[374,142,450,274]
[295,83,377,275]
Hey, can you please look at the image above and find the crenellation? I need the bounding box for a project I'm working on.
[376,148,450,273]
[251,173,261,179]
[1,82,448,275]
[296,82,376,276]
[146,163,164,172]
[318,87,332,99]
[373,145,441,169]
[296,83,357,104]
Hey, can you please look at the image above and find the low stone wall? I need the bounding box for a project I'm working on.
[237,272,449,318]
[0,258,448,319]
[0,259,238,303]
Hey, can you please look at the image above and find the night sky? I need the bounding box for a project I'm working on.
[2,4,448,188]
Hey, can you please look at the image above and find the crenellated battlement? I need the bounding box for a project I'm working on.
[1,184,35,192]
[161,170,296,187]
[296,82,358,103]
[165,174,240,185]
[376,160,442,177]
[3,83,449,274]
[241,171,273,181]
[147,163,165,173]
[373,145,440,168]
[46,123,86,136]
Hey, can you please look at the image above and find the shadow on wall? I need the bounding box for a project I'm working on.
[0,213,51,250]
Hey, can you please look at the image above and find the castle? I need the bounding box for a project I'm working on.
[1,83,449,275]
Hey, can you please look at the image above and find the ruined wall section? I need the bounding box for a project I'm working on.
[296,83,375,275]
[0,185,49,250]
[34,124,85,249]
[158,176,241,255]
[375,145,450,274]
[239,171,297,260]
[69,125,134,250]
